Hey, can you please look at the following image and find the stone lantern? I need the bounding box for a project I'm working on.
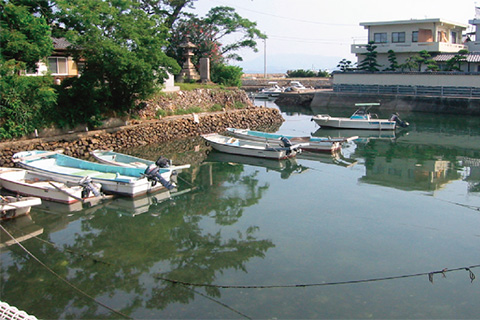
[176,37,200,82]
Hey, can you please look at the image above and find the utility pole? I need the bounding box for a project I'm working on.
[264,38,267,78]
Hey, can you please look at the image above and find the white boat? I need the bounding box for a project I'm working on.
[284,81,308,92]
[12,150,176,197]
[0,195,41,220]
[202,133,300,159]
[90,150,190,171]
[226,128,357,153]
[256,82,284,99]
[0,167,104,204]
[311,103,409,130]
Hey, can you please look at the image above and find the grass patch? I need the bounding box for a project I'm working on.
[177,82,219,91]
[209,104,223,112]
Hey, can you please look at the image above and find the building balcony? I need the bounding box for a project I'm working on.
[351,42,467,54]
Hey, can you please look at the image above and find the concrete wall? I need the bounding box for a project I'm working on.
[333,72,480,88]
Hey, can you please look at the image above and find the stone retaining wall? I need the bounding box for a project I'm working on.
[0,107,284,167]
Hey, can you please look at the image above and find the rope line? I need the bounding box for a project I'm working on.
[0,224,131,319]
[156,264,479,289]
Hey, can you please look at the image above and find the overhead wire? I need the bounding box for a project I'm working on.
[0,223,132,320]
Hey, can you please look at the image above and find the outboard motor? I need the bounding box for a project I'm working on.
[155,156,171,168]
[280,136,293,148]
[390,113,409,128]
[144,164,176,190]
[79,176,101,198]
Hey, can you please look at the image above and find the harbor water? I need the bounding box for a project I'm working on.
[1,99,479,319]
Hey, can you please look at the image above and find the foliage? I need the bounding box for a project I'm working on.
[357,42,381,72]
[384,50,399,71]
[0,60,57,139]
[445,49,469,71]
[54,0,180,117]
[286,69,330,77]
[210,63,243,87]
[177,82,219,91]
[399,56,419,72]
[0,0,53,71]
[0,0,56,139]
[167,6,266,69]
[336,58,355,72]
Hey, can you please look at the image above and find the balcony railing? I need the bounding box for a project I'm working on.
[351,42,467,54]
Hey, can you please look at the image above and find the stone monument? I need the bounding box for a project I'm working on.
[176,38,200,83]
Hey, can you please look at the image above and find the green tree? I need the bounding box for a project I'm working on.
[384,50,399,71]
[211,63,243,87]
[357,42,381,72]
[0,0,56,139]
[445,49,469,71]
[336,58,355,72]
[167,6,266,68]
[54,0,180,125]
[286,69,317,77]
[400,55,419,72]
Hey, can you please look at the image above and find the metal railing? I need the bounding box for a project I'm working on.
[333,84,480,98]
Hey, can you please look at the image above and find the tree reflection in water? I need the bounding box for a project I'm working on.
[0,159,274,319]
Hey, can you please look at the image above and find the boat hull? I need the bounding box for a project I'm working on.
[91,150,190,171]
[202,134,298,160]
[0,196,42,220]
[0,168,102,204]
[13,151,172,197]
[226,128,344,153]
[312,115,396,130]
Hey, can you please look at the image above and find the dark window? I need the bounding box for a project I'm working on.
[412,31,418,42]
[392,32,406,43]
[374,33,387,43]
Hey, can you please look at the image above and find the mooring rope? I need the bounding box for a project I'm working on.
[0,224,131,319]
[155,264,478,289]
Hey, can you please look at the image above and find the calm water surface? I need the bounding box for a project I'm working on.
[1,100,480,319]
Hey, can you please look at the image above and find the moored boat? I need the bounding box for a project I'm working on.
[311,103,409,130]
[12,150,176,197]
[90,150,191,171]
[202,133,300,159]
[0,167,104,204]
[226,128,357,153]
[0,195,42,220]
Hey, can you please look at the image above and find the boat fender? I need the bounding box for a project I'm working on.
[144,164,175,190]
[79,176,101,198]
[280,136,293,148]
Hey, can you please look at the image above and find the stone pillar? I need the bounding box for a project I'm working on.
[199,57,210,83]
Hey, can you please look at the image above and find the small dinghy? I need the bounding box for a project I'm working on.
[12,150,176,197]
[0,195,41,220]
[0,167,104,204]
[226,128,357,153]
[202,133,300,159]
[91,150,190,171]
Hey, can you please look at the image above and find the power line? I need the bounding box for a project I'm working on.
[206,0,357,27]
[156,264,478,289]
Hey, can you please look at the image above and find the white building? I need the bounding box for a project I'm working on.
[352,17,480,72]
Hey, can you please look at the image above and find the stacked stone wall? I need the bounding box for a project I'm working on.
[0,107,284,167]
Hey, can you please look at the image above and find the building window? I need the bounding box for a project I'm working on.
[412,31,418,42]
[48,57,68,74]
[451,31,457,44]
[392,32,405,43]
[374,33,387,43]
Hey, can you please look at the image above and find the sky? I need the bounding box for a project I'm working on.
[188,0,478,73]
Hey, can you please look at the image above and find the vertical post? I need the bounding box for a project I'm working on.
[264,39,267,79]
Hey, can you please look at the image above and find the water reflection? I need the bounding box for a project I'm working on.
[0,157,275,319]
[206,150,309,179]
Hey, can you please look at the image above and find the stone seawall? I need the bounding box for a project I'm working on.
[275,90,480,115]
[0,107,284,167]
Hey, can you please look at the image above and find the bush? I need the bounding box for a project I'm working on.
[211,64,243,87]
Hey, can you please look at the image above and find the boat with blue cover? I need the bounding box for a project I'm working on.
[91,149,190,172]
[12,150,176,197]
[226,128,357,153]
